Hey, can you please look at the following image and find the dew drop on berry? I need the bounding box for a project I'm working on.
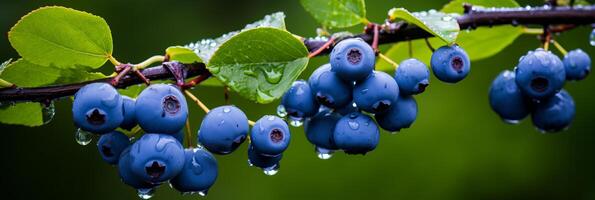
[223,107,231,113]
[590,29,595,46]
[137,188,155,200]
[198,190,208,197]
[348,120,360,130]
[263,164,280,176]
[503,119,521,125]
[276,105,287,117]
[289,118,303,127]
[316,147,334,160]
[75,128,92,146]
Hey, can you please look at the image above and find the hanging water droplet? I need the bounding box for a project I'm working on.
[360,89,368,94]
[247,159,254,167]
[348,120,360,130]
[289,118,303,127]
[389,131,400,135]
[441,16,453,21]
[263,164,279,176]
[316,147,334,160]
[503,119,521,125]
[137,188,155,200]
[75,128,93,146]
[223,107,231,113]
[276,105,287,117]
[263,66,284,84]
[590,29,595,46]
[198,190,207,197]
[41,102,55,125]
[267,116,275,121]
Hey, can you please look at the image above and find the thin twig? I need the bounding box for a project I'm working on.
[185,119,192,147]
[552,40,569,55]
[308,37,335,58]
[184,90,210,113]
[378,53,399,70]
[424,38,435,52]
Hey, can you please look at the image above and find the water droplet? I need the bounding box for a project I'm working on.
[243,67,257,77]
[316,147,334,160]
[441,16,453,21]
[247,159,254,167]
[389,131,400,135]
[352,102,357,107]
[263,164,279,176]
[360,89,368,94]
[137,188,155,199]
[198,190,207,197]
[590,29,595,46]
[263,66,284,84]
[289,118,303,127]
[75,128,92,146]
[42,102,55,125]
[276,105,287,117]
[503,119,521,125]
[256,89,275,103]
[267,116,276,121]
[348,120,360,130]
[223,107,231,113]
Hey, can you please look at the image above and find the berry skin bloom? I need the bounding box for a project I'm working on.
[72,82,124,134]
[353,71,400,114]
[281,80,319,121]
[395,58,430,95]
[489,70,530,123]
[330,38,376,82]
[198,105,249,155]
[515,49,566,100]
[375,95,418,132]
[333,112,380,155]
[430,45,471,83]
[250,115,291,156]
[128,133,186,184]
[97,131,130,165]
[563,49,591,81]
[309,64,353,108]
[531,90,575,133]
[135,84,188,134]
[170,148,218,194]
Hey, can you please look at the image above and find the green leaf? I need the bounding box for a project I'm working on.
[53,68,107,84]
[300,0,367,29]
[388,8,460,44]
[118,84,146,98]
[165,46,203,64]
[0,59,12,74]
[8,6,113,69]
[0,102,43,127]
[200,78,224,87]
[442,0,519,13]
[0,59,61,87]
[186,12,287,63]
[208,27,309,104]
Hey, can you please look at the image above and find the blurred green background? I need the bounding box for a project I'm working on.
[1,0,595,199]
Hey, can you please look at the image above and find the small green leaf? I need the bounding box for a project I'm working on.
[187,12,287,63]
[200,78,224,87]
[0,59,61,87]
[0,59,12,74]
[388,8,460,44]
[0,102,43,127]
[118,84,146,98]
[165,46,203,64]
[300,0,367,29]
[208,27,309,104]
[8,6,113,69]
[442,0,519,13]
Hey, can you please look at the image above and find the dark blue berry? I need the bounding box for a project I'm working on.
[333,112,379,155]
[281,80,319,121]
[129,133,185,184]
[120,96,137,130]
[198,105,249,155]
[135,84,188,134]
[173,129,184,144]
[430,45,471,83]
[353,71,399,113]
[563,49,591,81]
[97,131,130,165]
[170,148,218,193]
[309,64,353,108]
[531,90,575,133]
[515,49,566,99]
[250,115,290,156]
[489,70,530,123]
[247,145,282,169]
[375,95,418,132]
[304,110,341,150]
[395,58,430,95]
[72,83,123,134]
[334,102,359,116]
[330,38,376,81]
[118,146,158,189]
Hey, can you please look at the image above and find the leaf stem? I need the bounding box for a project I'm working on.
[108,55,122,66]
[552,40,569,55]
[424,38,435,52]
[185,119,193,147]
[523,28,544,35]
[135,55,165,70]
[184,90,210,113]
[378,53,399,70]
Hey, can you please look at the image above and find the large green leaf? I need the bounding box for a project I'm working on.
[53,69,107,84]
[8,6,113,69]
[208,27,309,104]
[300,0,367,29]
[0,102,43,127]
[165,46,203,64]
[388,8,460,44]
[0,59,61,87]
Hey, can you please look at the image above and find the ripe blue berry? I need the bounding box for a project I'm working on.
[97,131,130,165]
[135,84,188,134]
[250,116,290,156]
[395,58,430,95]
[247,145,282,169]
[563,49,591,81]
[333,112,379,155]
[353,71,399,113]
[309,64,353,108]
[72,83,123,134]
[129,133,185,184]
[515,49,566,99]
[170,148,218,194]
[304,110,341,150]
[430,45,471,83]
[173,129,184,144]
[198,105,249,155]
[531,90,576,133]
[488,70,530,123]
[330,38,376,81]
[281,80,319,121]
[120,96,137,130]
[118,146,158,189]
[375,95,418,132]
[334,102,359,116]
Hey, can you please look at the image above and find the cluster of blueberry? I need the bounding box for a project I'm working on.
[72,82,291,199]
[279,38,471,157]
[489,48,591,132]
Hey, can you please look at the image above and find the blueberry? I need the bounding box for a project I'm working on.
[375,95,418,132]
[118,146,158,189]
[120,96,137,130]
[488,70,530,123]
[333,112,380,154]
[250,115,290,156]
[198,105,249,155]
[531,90,575,133]
[430,45,471,83]
[97,131,130,165]
[353,71,399,113]
[135,84,188,134]
[334,102,359,116]
[330,38,376,81]
[395,58,430,95]
[281,80,319,121]
[309,64,353,108]
[304,110,341,150]
[129,133,185,184]
[173,129,184,144]
[170,148,218,194]
[72,83,123,134]
[515,49,566,99]
[247,145,282,169]
[563,49,591,81]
